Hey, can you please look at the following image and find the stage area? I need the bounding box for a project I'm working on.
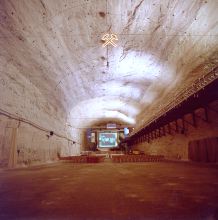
[0,162,218,219]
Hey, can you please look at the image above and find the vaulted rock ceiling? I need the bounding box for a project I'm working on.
[0,0,218,130]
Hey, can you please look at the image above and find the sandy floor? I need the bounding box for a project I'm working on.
[0,161,218,220]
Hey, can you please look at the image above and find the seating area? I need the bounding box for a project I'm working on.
[59,154,165,163]
[111,155,165,163]
[59,156,105,163]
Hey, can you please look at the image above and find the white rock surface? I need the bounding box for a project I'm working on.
[0,0,218,166]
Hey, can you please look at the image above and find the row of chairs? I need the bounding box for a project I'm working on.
[111,155,165,163]
[59,155,164,163]
[59,156,105,163]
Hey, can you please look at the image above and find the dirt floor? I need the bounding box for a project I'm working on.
[0,161,218,220]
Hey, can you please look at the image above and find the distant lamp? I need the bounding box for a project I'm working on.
[124,128,129,135]
[46,131,54,139]
[124,127,129,136]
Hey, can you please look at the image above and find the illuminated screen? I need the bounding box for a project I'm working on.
[98,132,118,148]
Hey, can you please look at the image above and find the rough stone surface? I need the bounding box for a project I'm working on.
[0,0,218,128]
[0,1,218,166]
[0,114,82,167]
[133,101,218,160]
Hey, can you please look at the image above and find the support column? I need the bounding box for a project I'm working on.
[8,127,18,168]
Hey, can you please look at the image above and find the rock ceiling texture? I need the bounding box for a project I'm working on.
[0,0,218,130]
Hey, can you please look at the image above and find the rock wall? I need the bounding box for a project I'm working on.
[133,101,218,161]
[0,71,82,168]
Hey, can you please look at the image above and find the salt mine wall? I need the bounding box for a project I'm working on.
[133,101,218,161]
[0,71,82,168]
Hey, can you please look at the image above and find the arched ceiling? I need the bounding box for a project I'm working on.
[0,0,218,129]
